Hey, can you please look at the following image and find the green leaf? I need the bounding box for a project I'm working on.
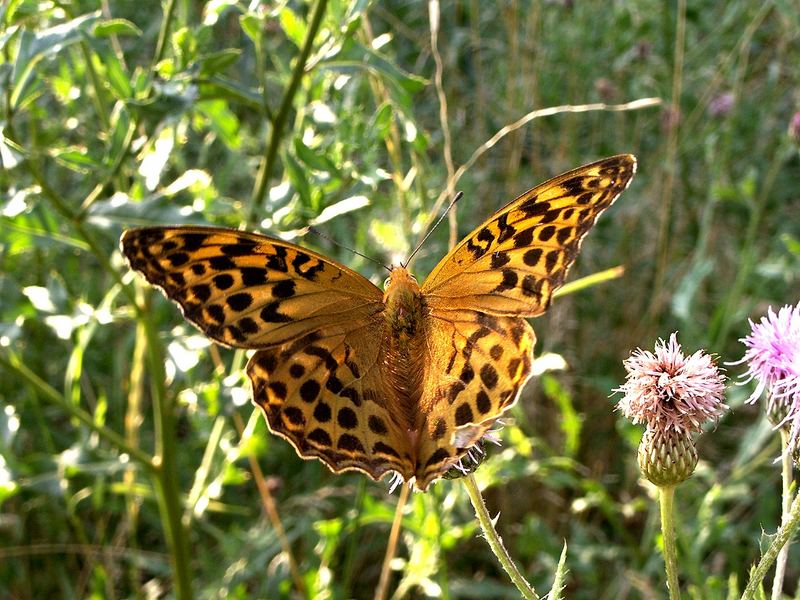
[10,11,101,109]
[542,374,581,458]
[239,14,262,44]
[92,19,142,38]
[102,50,133,99]
[51,147,103,174]
[548,542,569,600]
[197,49,241,76]
[293,137,337,174]
[283,152,311,211]
[196,99,241,149]
[279,6,306,48]
[321,41,427,114]
[197,76,263,110]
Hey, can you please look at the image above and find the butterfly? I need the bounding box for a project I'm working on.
[121,154,636,491]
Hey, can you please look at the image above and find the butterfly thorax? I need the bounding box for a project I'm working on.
[382,267,427,430]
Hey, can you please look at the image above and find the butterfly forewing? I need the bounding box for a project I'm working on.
[121,227,384,348]
[421,154,636,317]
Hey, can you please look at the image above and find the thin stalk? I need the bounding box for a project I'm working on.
[140,301,193,600]
[743,489,800,600]
[659,486,681,600]
[462,475,539,600]
[152,0,178,69]
[374,483,410,600]
[428,0,457,249]
[232,411,306,596]
[247,0,329,226]
[649,0,686,322]
[771,429,794,600]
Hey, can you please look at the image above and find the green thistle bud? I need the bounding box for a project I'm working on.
[443,439,489,480]
[637,428,698,487]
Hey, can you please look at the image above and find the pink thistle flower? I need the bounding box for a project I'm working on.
[615,333,728,434]
[734,303,800,444]
[789,112,800,142]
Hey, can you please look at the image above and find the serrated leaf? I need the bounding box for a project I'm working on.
[547,542,569,600]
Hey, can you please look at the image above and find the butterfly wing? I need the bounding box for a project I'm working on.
[248,328,416,482]
[121,226,415,482]
[413,312,536,490]
[121,226,385,348]
[413,155,636,488]
[421,154,636,316]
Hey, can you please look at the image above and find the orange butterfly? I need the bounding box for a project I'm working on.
[121,155,636,490]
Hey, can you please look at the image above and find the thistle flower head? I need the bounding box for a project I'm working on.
[615,333,728,434]
[735,302,800,441]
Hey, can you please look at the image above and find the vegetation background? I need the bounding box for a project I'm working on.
[1,0,799,598]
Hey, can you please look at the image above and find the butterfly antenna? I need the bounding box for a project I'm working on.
[404,191,464,268]
[306,227,391,272]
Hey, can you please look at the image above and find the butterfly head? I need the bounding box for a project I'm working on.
[382,266,424,337]
[382,265,419,293]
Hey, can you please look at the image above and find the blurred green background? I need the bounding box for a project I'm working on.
[1,0,799,598]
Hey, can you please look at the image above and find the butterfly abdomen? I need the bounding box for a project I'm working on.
[382,267,427,432]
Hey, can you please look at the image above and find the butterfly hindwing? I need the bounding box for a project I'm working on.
[248,326,416,482]
[421,154,636,316]
[413,311,535,489]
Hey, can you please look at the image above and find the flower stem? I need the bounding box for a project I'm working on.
[771,430,794,600]
[743,488,800,600]
[462,475,539,600]
[374,483,410,600]
[659,485,681,600]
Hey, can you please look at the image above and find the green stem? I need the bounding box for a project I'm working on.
[247,0,329,226]
[462,475,539,600]
[659,486,681,600]
[140,294,193,600]
[743,487,800,600]
[771,430,794,600]
[152,0,178,68]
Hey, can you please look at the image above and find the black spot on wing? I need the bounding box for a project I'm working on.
[368,415,388,435]
[241,267,268,286]
[292,252,325,280]
[338,434,364,453]
[260,301,291,323]
[455,403,474,426]
[425,448,451,467]
[300,380,321,403]
[266,246,289,272]
[179,233,210,251]
[209,256,236,271]
[314,401,332,422]
[493,269,518,292]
